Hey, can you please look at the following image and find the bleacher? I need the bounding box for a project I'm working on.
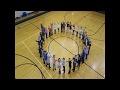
[15,11,50,25]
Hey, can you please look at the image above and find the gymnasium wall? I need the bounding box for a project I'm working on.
[15,11,34,18]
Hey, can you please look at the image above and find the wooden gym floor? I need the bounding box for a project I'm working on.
[15,11,105,79]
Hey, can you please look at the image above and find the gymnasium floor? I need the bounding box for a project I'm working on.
[15,11,105,79]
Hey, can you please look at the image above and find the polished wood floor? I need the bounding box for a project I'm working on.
[15,11,105,79]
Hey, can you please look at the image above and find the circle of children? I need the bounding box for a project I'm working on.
[36,21,91,74]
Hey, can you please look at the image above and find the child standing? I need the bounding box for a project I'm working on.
[58,58,62,74]
[40,23,43,31]
[51,23,53,31]
[72,25,75,35]
[38,46,43,58]
[43,51,45,64]
[54,23,56,34]
[87,38,91,55]
[41,48,43,59]
[69,22,72,34]
[76,25,78,37]
[47,27,49,37]
[82,32,86,45]
[45,27,48,38]
[79,26,83,39]
[53,55,57,71]
[85,46,89,59]
[48,26,50,37]
[62,22,65,33]
[67,22,69,30]
[44,51,47,66]
[65,22,67,31]
[47,53,51,69]
[77,54,81,70]
[62,58,66,74]
[57,22,60,32]
[72,57,77,72]
[66,22,69,34]
[50,23,53,36]
[75,55,78,67]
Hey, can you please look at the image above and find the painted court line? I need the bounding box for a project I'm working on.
[22,41,53,79]
[92,42,105,50]
[15,31,40,46]
[88,16,105,23]
[26,32,31,37]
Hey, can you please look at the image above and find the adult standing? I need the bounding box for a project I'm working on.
[81,47,86,64]
[77,54,81,70]
[66,58,72,74]
[72,57,77,72]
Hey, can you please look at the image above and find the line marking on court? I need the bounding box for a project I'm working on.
[88,16,105,23]
[50,36,77,55]
[15,54,46,79]
[84,63,105,79]
[15,31,40,46]
[43,11,73,24]
[92,42,105,50]
[22,41,53,79]
[30,22,40,30]
[15,11,58,29]
[48,36,105,78]
[31,11,62,23]
[26,32,31,37]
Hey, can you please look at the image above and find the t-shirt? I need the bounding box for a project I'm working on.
[62,60,66,66]
[72,26,74,30]
[53,57,56,64]
[54,24,56,29]
[73,58,77,63]
[58,24,60,28]
[45,28,48,33]
[85,46,89,54]
[44,53,47,60]
[81,50,86,58]
[80,28,83,34]
[58,61,61,68]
